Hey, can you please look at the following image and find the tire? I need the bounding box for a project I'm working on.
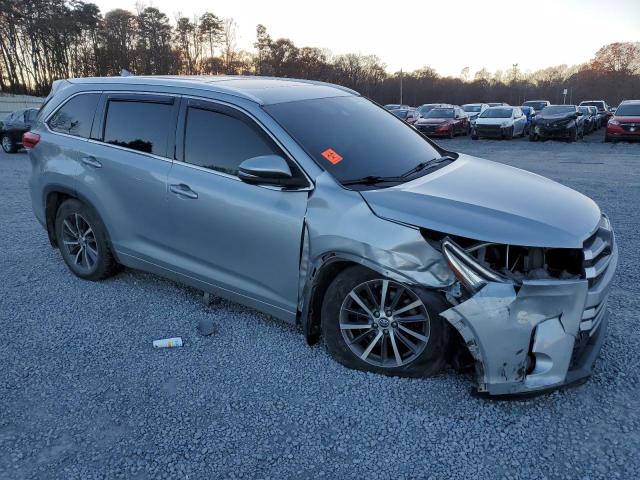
[322,266,449,378]
[503,126,514,140]
[568,127,577,142]
[1,134,17,153]
[529,134,537,142]
[471,134,478,140]
[54,199,118,281]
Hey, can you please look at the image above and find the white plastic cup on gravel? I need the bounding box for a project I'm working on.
[153,337,183,348]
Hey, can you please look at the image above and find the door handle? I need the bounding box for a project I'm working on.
[81,156,102,168]
[169,183,198,199]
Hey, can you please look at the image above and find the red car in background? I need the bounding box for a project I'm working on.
[414,106,469,138]
[606,100,640,142]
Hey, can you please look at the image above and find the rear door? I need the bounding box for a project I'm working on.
[166,98,310,319]
[84,93,179,264]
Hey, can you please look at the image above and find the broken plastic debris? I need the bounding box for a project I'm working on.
[153,337,183,348]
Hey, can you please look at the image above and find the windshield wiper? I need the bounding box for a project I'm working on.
[401,155,454,178]
[341,175,405,186]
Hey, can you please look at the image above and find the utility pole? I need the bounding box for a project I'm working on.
[399,69,403,105]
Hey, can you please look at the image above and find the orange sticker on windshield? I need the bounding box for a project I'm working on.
[321,148,343,165]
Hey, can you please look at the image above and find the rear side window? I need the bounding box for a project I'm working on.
[103,100,173,156]
[184,106,279,176]
[48,94,99,138]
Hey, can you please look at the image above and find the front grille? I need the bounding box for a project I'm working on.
[475,125,502,136]
[620,123,639,132]
[579,215,614,336]
[417,124,440,133]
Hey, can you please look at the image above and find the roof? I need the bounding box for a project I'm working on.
[67,75,359,105]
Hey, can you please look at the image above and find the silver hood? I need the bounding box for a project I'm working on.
[360,154,601,248]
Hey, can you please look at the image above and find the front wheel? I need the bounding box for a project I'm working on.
[322,266,449,377]
[1,134,17,153]
[568,127,578,142]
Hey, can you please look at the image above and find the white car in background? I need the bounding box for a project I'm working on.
[462,103,489,125]
[472,106,528,139]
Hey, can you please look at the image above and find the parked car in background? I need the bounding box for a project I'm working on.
[579,100,610,128]
[520,106,535,135]
[414,106,469,138]
[391,108,421,125]
[416,103,451,117]
[0,108,38,153]
[461,103,489,124]
[487,102,509,107]
[587,106,599,129]
[605,99,640,142]
[578,105,596,134]
[472,106,527,139]
[28,75,617,396]
[530,105,584,142]
[522,100,551,114]
[384,104,410,110]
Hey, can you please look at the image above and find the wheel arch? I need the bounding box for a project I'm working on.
[43,185,118,261]
[299,252,420,346]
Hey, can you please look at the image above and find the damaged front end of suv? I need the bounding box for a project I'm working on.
[428,215,617,395]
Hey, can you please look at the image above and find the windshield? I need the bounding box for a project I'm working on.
[523,101,547,111]
[615,104,640,116]
[463,105,481,112]
[580,101,604,110]
[264,96,443,185]
[392,110,409,119]
[480,108,512,118]
[424,108,454,118]
[578,107,590,114]
[542,106,575,115]
[417,104,438,114]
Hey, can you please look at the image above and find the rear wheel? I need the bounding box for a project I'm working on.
[1,135,17,153]
[322,266,449,377]
[55,199,118,281]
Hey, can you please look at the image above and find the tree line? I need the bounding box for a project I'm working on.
[1,0,639,106]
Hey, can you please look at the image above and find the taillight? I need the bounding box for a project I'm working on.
[22,132,40,148]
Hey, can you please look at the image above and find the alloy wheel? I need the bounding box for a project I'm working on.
[339,279,430,368]
[61,213,99,273]
[1,136,12,152]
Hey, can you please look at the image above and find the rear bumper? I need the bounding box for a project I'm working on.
[441,233,617,396]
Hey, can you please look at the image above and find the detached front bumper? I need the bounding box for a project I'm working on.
[441,225,617,396]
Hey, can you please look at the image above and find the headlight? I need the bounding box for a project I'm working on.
[609,119,620,125]
[441,238,510,293]
[500,121,511,128]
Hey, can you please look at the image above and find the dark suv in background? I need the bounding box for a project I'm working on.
[1,108,38,153]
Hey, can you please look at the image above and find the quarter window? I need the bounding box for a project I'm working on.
[48,94,99,138]
[103,100,173,156]
[184,106,279,176]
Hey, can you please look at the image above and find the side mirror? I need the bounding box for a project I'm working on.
[238,154,297,186]
[575,111,583,117]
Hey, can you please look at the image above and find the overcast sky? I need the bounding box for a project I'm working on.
[93,0,640,76]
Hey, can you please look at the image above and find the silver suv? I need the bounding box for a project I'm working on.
[28,76,617,395]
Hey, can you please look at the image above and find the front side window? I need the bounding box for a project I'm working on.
[103,100,173,156]
[184,106,279,176]
[48,94,99,138]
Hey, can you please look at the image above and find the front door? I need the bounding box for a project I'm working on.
[167,99,309,319]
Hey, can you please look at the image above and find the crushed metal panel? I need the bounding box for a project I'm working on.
[442,279,589,395]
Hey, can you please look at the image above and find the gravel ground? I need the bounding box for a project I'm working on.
[1,130,639,479]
